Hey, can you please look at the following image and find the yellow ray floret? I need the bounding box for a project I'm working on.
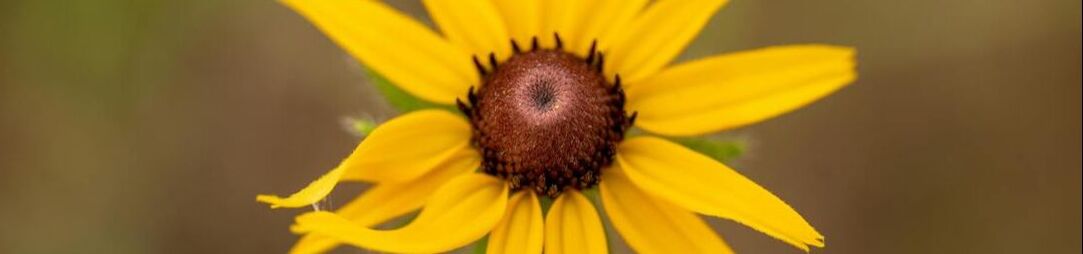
[487,191,544,254]
[605,0,730,83]
[291,173,509,253]
[256,110,471,208]
[544,190,607,254]
[628,45,857,136]
[288,150,480,254]
[601,164,734,253]
[281,0,477,104]
[617,136,825,251]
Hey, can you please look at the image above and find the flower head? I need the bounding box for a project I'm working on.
[258,0,856,253]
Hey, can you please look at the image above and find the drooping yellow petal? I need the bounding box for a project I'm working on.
[487,191,543,254]
[568,0,648,57]
[255,110,471,209]
[281,0,476,104]
[292,173,509,253]
[616,136,824,251]
[600,164,733,254]
[256,166,345,209]
[605,0,729,83]
[493,0,540,47]
[289,150,481,254]
[628,45,857,136]
[544,190,607,254]
[339,109,471,183]
[423,0,511,60]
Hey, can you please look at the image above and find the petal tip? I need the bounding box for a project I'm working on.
[289,224,308,234]
[292,211,336,231]
[811,234,826,247]
[795,233,826,251]
[256,194,285,208]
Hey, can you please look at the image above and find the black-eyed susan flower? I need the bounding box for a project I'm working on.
[258,0,856,253]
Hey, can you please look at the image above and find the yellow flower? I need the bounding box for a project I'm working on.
[257,0,856,253]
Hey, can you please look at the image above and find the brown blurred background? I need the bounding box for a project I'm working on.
[1,0,1079,253]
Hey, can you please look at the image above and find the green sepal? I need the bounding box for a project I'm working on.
[342,117,378,137]
[472,234,489,254]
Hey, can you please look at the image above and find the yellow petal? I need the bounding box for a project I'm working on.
[281,0,476,104]
[537,0,579,48]
[292,173,509,253]
[494,0,540,46]
[289,150,481,254]
[487,191,544,254]
[605,0,729,83]
[568,0,648,57]
[551,0,590,56]
[628,45,857,136]
[616,136,824,251]
[544,190,607,254]
[256,166,345,209]
[423,0,512,60]
[339,109,471,183]
[255,110,470,209]
[600,164,733,254]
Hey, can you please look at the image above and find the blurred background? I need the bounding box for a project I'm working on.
[1,0,1079,253]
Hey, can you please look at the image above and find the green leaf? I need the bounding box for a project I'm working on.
[672,136,745,163]
[363,67,442,113]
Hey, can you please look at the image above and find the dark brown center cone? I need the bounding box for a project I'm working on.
[457,41,635,197]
